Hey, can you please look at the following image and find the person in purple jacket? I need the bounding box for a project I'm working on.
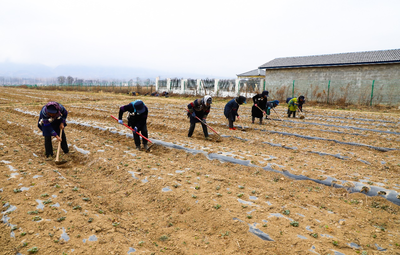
[37,101,69,158]
[118,100,149,150]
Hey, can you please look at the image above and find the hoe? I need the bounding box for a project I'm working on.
[255,105,278,126]
[185,109,222,142]
[55,129,68,165]
[111,115,155,152]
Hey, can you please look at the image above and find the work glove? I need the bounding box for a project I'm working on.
[191,112,196,117]
[255,104,258,107]
[202,118,206,123]
[133,126,138,133]
[118,120,123,124]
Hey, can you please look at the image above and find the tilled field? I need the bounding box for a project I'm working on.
[1,87,400,255]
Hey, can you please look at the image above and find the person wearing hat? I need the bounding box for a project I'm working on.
[251,90,269,124]
[265,100,279,119]
[187,95,212,139]
[297,96,305,112]
[224,96,246,130]
[118,100,149,150]
[286,96,305,118]
[37,101,69,158]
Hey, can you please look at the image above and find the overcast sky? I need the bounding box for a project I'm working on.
[1,0,400,78]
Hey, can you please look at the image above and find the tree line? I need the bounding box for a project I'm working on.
[56,76,154,86]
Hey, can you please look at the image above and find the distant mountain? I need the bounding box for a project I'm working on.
[0,62,230,79]
[52,65,163,79]
[0,62,54,77]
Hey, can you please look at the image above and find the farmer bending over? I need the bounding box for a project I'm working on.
[118,100,149,150]
[187,95,212,139]
[287,96,305,118]
[224,96,246,130]
[265,100,279,119]
[251,90,269,124]
[37,101,69,158]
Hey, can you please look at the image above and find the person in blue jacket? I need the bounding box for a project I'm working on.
[187,95,212,139]
[118,100,149,150]
[224,96,246,130]
[265,100,279,119]
[37,101,69,158]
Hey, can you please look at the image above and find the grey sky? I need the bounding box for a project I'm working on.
[1,0,399,78]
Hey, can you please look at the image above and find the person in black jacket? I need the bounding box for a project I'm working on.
[224,96,246,130]
[251,90,269,124]
[37,101,69,158]
[118,100,149,150]
[187,95,212,139]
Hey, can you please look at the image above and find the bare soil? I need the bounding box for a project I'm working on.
[1,87,400,255]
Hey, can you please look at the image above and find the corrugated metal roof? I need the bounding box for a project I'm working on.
[259,49,400,69]
[237,69,265,77]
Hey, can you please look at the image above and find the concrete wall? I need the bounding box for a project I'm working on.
[264,63,400,105]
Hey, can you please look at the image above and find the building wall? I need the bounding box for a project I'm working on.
[265,63,400,81]
[264,63,400,105]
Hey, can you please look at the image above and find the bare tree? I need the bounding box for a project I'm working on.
[57,76,66,85]
[136,77,141,86]
[66,76,74,85]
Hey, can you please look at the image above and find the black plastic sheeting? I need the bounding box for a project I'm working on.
[282,119,400,135]
[308,151,349,160]
[281,124,367,137]
[311,114,397,124]
[232,217,274,241]
[149,139,400,206]
[64,120,400,206]
[259,130,396,152]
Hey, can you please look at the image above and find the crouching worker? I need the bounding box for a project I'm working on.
[187,95,212,139]
[224,96,246,130]
[287,96,305,118]
[265,100,279,119]
[37,101,69,158]
[118,100,149,150]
